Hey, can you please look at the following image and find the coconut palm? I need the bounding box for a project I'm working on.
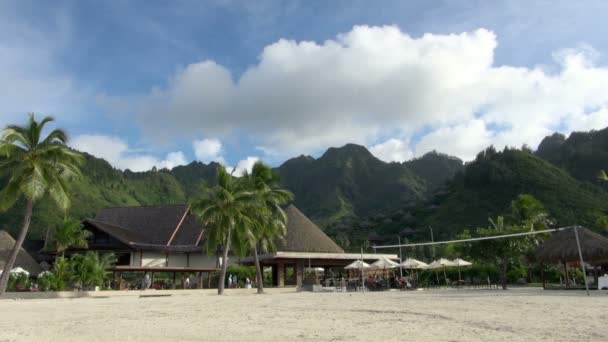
[190,165,254,295]
[242,162,293,294]
[0,114,83,295]
[54,218,92,257]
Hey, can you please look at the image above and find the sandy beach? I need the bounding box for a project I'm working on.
[1,288,607,341]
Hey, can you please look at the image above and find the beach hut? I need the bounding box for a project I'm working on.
[0,230,43,277]
[535,227,608,290]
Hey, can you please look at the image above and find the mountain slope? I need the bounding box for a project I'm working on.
[426,147,608,237]
[536,128,608,183]
[275,144,428,224]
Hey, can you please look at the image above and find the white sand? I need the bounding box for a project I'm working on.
[1,288,607,341]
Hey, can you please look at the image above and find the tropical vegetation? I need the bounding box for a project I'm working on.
[0,114,83,295]
[241,162,293,293]
[190,166,254,295]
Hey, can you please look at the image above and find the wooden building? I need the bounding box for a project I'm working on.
[81,205,217,288]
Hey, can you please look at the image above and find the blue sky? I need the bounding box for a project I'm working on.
[2,0,608,172]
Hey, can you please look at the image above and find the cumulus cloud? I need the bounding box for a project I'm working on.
[369,138,413,162]
[135,25,608,161]
[226,156,260,177]
[193,138,225,164]
[70,134,187,172]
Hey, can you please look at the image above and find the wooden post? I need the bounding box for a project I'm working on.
[198,272,203,289]
[119,272,123,290]
[296,260,304,287]
[574,226,590,296]
[277,263,285,288]
[540,263,546,289]
[172,272,176,289]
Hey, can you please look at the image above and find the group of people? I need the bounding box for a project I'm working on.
[227,274,252,289]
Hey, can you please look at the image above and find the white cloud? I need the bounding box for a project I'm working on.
[415,120,493,161]
[135,25,608,161]
[70,134,187,172]
[369,138,413,162]
[193,138,225,164]
[226,156,260,177]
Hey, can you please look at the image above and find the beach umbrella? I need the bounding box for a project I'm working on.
[370,257,399,270]
[428,258,456,286]
[400,258,429,269]
[345,260,370,270]
[452,258,473,283]
[400,258,429,283]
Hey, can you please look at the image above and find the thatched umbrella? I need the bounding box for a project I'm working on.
[536,226,608,295]
[535,227,608,263]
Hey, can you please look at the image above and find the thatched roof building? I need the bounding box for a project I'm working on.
[279,205,344,254]
[0,230,43,276]
[535,227,608,263]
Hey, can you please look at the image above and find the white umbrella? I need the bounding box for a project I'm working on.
[452,258,473,283]
[345,260,370,270]
[400,258,429,283]
[428,258,456,286]
[370,257,399,270]
[400,258,429,269]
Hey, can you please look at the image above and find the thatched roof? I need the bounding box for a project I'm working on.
[83,205,204,252]
[535,227,608,263]
[278,205,344,254]
[0,230,43,276]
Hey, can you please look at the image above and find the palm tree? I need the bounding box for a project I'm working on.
[54,217,92,257]
[190,166,254,295]
[70,252,116,290]
[242,162,293,294]
[0,114,83,295]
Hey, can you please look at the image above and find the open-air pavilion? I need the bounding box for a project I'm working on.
[243,205,397,287]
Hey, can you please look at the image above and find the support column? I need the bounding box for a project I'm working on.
[277,263,285,288]
[296,260,304,287]
[198,272,203,289]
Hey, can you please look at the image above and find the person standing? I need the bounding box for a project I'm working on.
[228,274,233,288]
[233,274,238,288]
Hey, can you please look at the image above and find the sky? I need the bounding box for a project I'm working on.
[2,0,608,172]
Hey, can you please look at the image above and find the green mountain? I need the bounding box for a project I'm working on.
[536,128,608,184]
[275,144,431,225]
[404,151,464,189]
[422,147,608,238]
[3,128,608,244]
[0,153,190,239]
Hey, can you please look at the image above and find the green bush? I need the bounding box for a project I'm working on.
[7,273,30,291]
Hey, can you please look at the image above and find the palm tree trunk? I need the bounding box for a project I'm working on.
[501,258,508,290]
[253,243,264,294]
[0,199,34,296]
[217,229,232,295]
